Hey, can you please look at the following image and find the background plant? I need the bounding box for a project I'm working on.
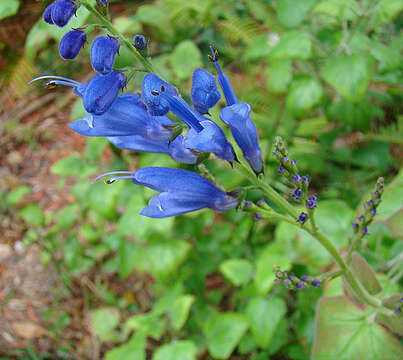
[0,0,402,359]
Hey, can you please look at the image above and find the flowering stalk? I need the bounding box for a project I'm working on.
[80,0,155,74]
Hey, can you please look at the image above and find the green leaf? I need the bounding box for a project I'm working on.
[376,312,403,336]
[267,60,293,94]
[169,295,195,330]
[0,0,20,21]
[377,0,403,23]
[312,296,403,360]
[219,258,253,286]
[7,186,31,206]
[313,0,359,20]
[51,155,86,176]
[255,242,291,295]
[56,204,78,229]
[370,42,402,72]
[246,296,287,348]
[286,77,323,116]
[276,0,316,28]
[105,332,146,360]
[169,40,202,80]
[136,5,173,39]
[321,54,375,103]
[143,239,191,279]
[91,308,120,342]
[243,35,271,61]
[18,204,45,227]
[204,313,249,359]
[270,31,312,60]
[125,313,165,340]
[152,340,197,360]
[351,252,382,295]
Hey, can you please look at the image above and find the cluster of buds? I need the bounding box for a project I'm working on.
[352,177,384,236]
[273,266,321,290]
[273,137,318,224]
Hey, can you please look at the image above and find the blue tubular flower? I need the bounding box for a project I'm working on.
[220,102,263,174]
[142,74,177,116]
[51,0,76,28]
[91,36,120,75]
[43,3,55,24]
[209,46,238,106]
[93,167,240,218]
[59,29,87,60]
[191,68,221,114]
[83,71,126,115]
[69,94,172,141]
[184,119,235,162]
[107,135,197,164]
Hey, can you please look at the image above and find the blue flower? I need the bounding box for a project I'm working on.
[69,94,172,141]
[83,71,126,115]
[107,135,198,164]
[184,118,235,163]
[220,102,263,174]
[142,74,177,116]
[43,3,55,24]
[210,47,263,174]
[94,167,240,218]
[50,0,76,28]
[91,36,120,75]
[191,68,221,114]
[59,29,87,60]
[209,46,238,106]
[133,34,147,51]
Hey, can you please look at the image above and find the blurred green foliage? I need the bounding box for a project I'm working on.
[2,0,402,359]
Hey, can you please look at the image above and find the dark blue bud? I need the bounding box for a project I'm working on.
[244,201,252,209]
[359,215,364,221]
[254,213,262,220]
[257,199,266,206]
[91,36,120,75]
[293,188,303,199]
[301,275,308,282]
[278,165,285,174]
[133,34,147,51]
[51,0,76,28]
[309,195,317,201]
[283,156,290,163]
[97,0,108,4]
[395,307,401,314]
[288,275,296,281]
[59,29,86,60]
[301,176,309,185]
[296,282,304,289]
[191,68,221,114]
[307,195,317,209]
[298,212,308,224]
[371,208,376,215]
[292,174,301,183]
[353,222,359,231]
[367,200,374,207]
[43,3,54,24]
[311,279,320,287]
[83,71,126,115]
[291,159,296,167]
[362,227,368,235]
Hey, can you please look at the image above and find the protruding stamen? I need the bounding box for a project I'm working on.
[29,75,80,85]
[91,171,135,184]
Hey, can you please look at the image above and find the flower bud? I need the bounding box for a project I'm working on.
[191,68,221,114]
[83,71,126,115]
[43,3,54,24]
[91,36,120,75]
[133,34,147,51]
[59,29,87,60]
[51,0,76,28]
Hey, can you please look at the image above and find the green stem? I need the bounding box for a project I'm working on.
[81,1,155,74]
[236,161,299,219]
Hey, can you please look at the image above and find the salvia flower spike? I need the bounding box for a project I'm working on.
[94,167,240,218]
[91,36,120,75]
[59,29,87,60]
